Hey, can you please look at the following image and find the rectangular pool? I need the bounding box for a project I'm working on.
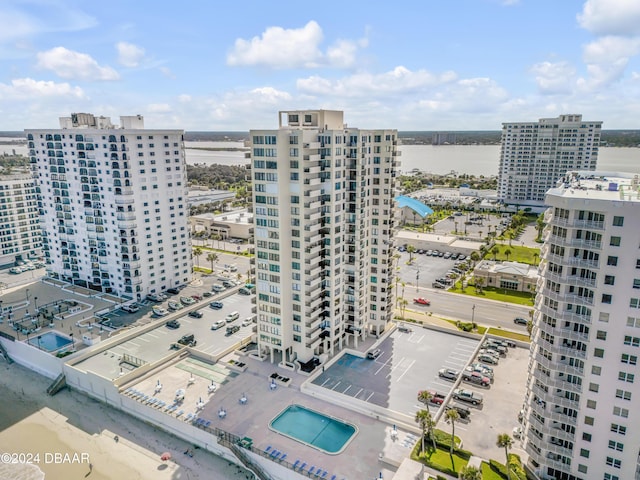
[27,331,74,352]
[269,404,357,454]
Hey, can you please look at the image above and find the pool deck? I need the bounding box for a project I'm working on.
[122,349,414,479]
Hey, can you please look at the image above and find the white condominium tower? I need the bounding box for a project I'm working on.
[497,114,602,208]
[26,113,192,299]
[0,173,41,266]
[250,110,399,364]
[525,171,640,480]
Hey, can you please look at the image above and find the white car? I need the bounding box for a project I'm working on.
[9,267,23,274]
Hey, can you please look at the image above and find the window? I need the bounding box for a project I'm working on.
[605,457,621,469]
[577,464,587,474]
[604,474,619,480]
[586,399,597,408]
[615,389,631,400]
[604,275,615,285]
[610,423,626,435]
[607,256,618,266]
[636,259,640,269]
[621,354,637,365]
[584,416,594,425]
[610,236,621,247]
[579,448,589,458]
[634,279,640,289]
[612,216,624,226]
[592,365,602,375]
[618,372,634,383]
[597,330,607,340]
[602,294,612,304]
[589,383,599,392]
[582,432,591,441]
[599,312,610,322]
[627,317,640,327]
[594,348,605,358]
[613,406,629,418]
[624,335,640,346]
[630,298,640,309]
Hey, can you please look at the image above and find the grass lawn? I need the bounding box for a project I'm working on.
[486,244,540,265]
[487,327,530,342]
[482,462,507,479]
[424,447,469,475]
[451,283,535,306]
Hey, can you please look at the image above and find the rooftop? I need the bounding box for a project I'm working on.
[548,170,640,202]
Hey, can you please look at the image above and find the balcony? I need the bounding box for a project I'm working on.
[573,219,604,230]
[115,198,134,205]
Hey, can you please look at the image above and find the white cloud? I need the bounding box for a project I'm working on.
[297,66,457,97]
[159,66,175,79]
[178,94,192,103]
[116,42,145,67]
[578,36,640,89]
[36,47,119,81]
[530,61,576,94]
[147,103,172,113]
[0,77,85,99]
[578,0,640,36]
[227,21,366,69]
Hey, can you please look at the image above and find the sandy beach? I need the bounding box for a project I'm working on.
[0,362,252,480]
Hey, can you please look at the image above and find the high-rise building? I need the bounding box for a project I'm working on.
[0,172,41,267]
[497,115,602,208]
[26,113,192,299]
[525,171,640,480]
[249,110,399,364]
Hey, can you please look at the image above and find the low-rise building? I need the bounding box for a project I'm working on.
[473,260,538,293]
[190,209,253,240]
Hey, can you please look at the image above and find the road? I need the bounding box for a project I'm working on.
[399,285,532,331]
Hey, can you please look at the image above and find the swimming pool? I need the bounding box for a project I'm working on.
[27,331,74,352]
[269,404,357,454]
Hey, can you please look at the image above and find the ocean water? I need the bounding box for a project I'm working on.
[4,141,639,176]
[0,463,45,480]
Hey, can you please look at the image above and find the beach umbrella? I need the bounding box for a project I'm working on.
[160,452,171,462]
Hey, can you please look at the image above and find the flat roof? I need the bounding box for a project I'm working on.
[548,170,640,203]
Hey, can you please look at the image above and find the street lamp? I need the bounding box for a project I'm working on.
[26,288,30,302]
[472,304,476,328]
[415,269,420,292]
[34,297,38,316]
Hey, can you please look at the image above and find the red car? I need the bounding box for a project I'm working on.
[413,297,431,306]
[418,390,445,405]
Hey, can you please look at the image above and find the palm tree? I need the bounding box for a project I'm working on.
[474,276,485,293]
[417,390,433,406]
[407,245,416,263]
[533,252,539,266]
[491,245,500,261]
[445,408,460,465]
[206,252,218,272]
[470,251,480,267]
[504,248,512,262]
[399,298,408,319]
[192,246,203,268]
[496,433,514,480]
[459,465,483,480]
[415,409,431,454]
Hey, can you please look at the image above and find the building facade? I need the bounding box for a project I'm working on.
[525,171,640,480]
[26,113,192,299]
[250,110,399,364]
[497,115,602,208]
[0,172,42,267]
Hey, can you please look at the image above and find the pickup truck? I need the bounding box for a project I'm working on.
[418,390,446,405]
[453,388,484,405]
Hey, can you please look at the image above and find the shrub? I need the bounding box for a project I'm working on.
[508,453,527,480]
[489,459,508,477]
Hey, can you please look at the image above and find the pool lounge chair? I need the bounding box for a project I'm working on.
[176,410,184,417]
[331,475,337,480]
[280,453,287,462]
[204,420,211,428]
[293,460,300,469]
[308,466,315,475]
[300,462,307,470]
[264,446,272,453]
[321,471,328,478]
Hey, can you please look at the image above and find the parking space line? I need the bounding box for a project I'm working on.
[342,385,351,395]
[365,392,374,401]
[443,360,464,367]
[374,356,391,375]
[320,378,331,387]
[137,337,151,343]
[397,359,415,382]
[332,381,342,391]
[355,388,363,398]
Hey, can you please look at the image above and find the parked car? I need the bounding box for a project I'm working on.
[168,300,183,311]
[413,297,431,306]
[191,294,203,302]
[147,293,165,302]
[177,333,196,347]
[398,324,413,333]
[209,301,224,310]
[478,354,499,365]
[453,388,483,405]
[188,310,203,319]
[9,267,22,274]
[202,291,213,298]
[238,287,252,295]
[226,325,240,336]
[211,320,225,330]
[514,317,528,325]
[166,319,181,329]
[471,362,494,375]
[222,280,236,288]
[467,364,494,380]
[212,284,226,292]
[462,370,491,387]
[121,304,139,313]
[433,282,446,289]
[180,296,196,306]
[152,306,168,317]
[445,403,471,420]
[438,368,459,381]
[166,287,180,295]
[241,316,255,327]
[367,349,381,359]
[418,390,446,405]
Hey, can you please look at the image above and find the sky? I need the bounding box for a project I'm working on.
[1,0,640,131]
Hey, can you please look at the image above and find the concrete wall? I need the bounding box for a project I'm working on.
[0,337,64,379]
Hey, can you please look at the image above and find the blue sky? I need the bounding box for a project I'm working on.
[1,0,640,131]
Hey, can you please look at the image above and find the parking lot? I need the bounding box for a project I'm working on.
[313,325,529,463]
[74,290,256,380]
[396,250,469,290]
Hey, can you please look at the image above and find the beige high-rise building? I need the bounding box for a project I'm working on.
[250,110,399,364]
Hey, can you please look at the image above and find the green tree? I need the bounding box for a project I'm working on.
[415,409,431,454]
[491,246,500,261]
[206,252,218,272]
[504,248,512,262]
[474,276,485,293]
[399,298,408,319]
[536,213,545,242]
[496,433,514,480]
[470,251,480,267]
[417,390,433,406]
[407,245,416,263]
[533,252,539,265]
[192,247,203,267]
[459,464,483,480]
[445,408,460,466]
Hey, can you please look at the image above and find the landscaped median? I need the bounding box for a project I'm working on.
[412,429,527,479]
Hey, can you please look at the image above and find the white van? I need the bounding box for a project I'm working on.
[211,320,225,330]
[225,311,240,323]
